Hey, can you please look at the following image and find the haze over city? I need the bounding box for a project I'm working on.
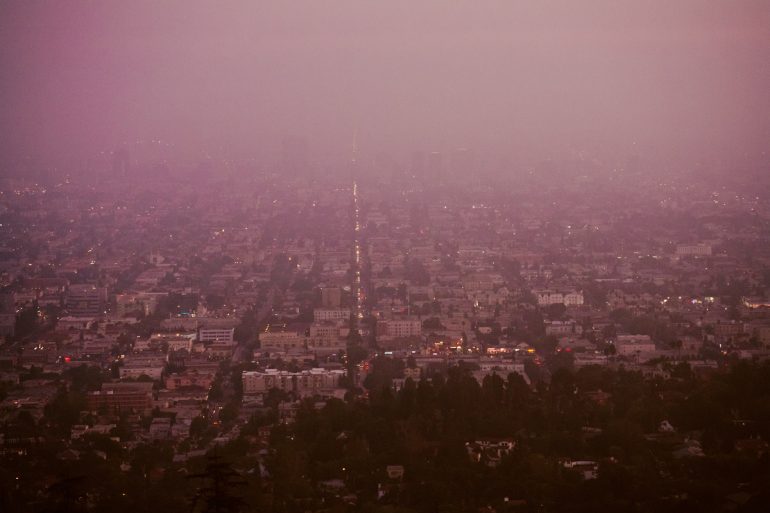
[1,2,770,513]
[1,1,769,169]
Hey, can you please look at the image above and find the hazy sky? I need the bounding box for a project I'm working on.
[1,1,768,165]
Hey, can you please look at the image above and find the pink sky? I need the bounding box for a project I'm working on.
[1,1,768,166]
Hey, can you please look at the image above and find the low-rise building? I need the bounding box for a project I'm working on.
[378,317,422,339]
[535,289,584,306]
[86,382,154,412]
[165,369,215,390]
[242,368,345,397]
[259,326,306,352]
[313,308,351,323]
[199,328,235,343]
[615,335,657,360]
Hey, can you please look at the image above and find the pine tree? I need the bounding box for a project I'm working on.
[188,453,248,513]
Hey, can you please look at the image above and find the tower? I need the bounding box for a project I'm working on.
[111,147,130,178]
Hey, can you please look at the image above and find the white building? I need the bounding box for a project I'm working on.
[378,318,422,339]
[313,308,351,323]
[309,322,346,340]
[120,362,165,380]
[259,327,305,352]
[148,332,196,352]
[615,334,657,359]
[306,322,347,353]
[307,336,346,353]
[242,368,345,397]
[545,320,582,336]
[199,328,235,343]
[535,289,584,306]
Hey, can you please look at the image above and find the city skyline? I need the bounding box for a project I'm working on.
[2,3,770,512]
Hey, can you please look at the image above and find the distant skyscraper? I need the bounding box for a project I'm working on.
[111,148,130,177]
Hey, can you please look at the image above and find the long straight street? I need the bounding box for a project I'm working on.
[351,181,365,336]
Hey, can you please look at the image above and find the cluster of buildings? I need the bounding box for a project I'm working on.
[0,161,769,499]
[344,170,770,384]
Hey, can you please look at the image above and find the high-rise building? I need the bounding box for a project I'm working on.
[427,151,443,179]
[111,147,130,177]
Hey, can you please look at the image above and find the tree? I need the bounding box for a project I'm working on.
[188,454,247,513]
[14,304,39,340]
[363,356,405,392]
[546,303,567,321]
[44,387,87,436]
[219,401,239,425]
[64,364,104,393]
[422,317,443,330]
[208,379,224,402]
[43,474,88,513]
[205,294,226,311]
[347,343,369,368]
[190,415,209,439]
[533,335,560,355]
[546,351,575,374]
[405,259,430,286]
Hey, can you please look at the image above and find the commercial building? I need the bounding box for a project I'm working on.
[615,335,657,359]
[86,382,154,412]
[165,369,216,390]
[259,325,306,352]
[534,289,584,306]
[242,368,345,397]
[199,328,235,343]
[377,317,422,338]
[313,308,351,323]
[66,284,107,317]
